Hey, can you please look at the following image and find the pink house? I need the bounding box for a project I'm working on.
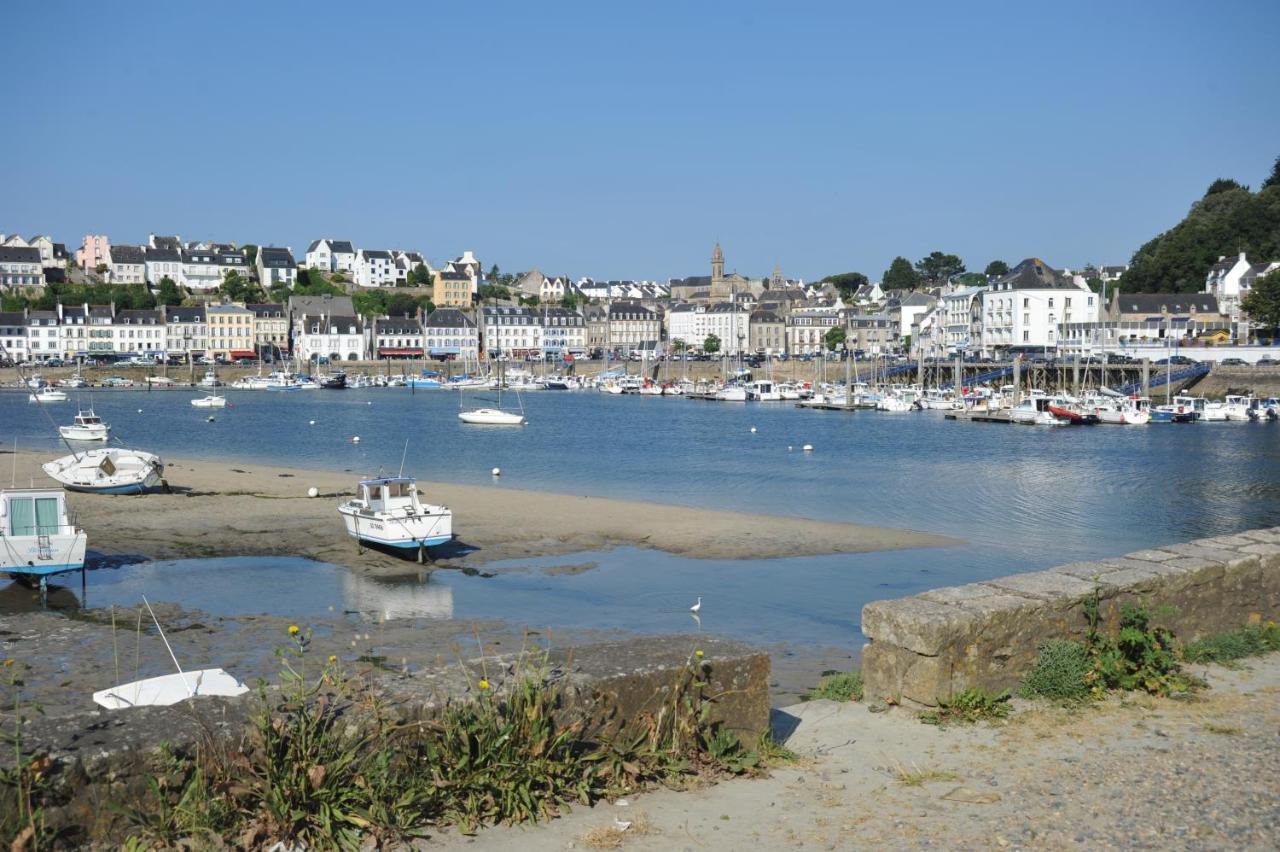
[76,234,111,271]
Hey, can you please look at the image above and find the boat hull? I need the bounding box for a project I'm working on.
[42,450,164,494]
[338,506,453,549]
[58,426,110,441]
[1,534,87,576]
[458,409,526,425]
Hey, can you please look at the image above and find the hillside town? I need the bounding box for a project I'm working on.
[0,230,1277,366]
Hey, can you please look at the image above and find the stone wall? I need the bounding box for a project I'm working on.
[861,528,1280,706]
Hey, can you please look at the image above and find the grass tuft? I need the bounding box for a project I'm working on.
[804,670,863,702]
[1021,639,1091,702]
[892,761,960,787]
[919,688,1011,726]
[1183,622,1280,667]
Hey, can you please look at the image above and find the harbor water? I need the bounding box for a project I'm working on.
[4,387,1280,650]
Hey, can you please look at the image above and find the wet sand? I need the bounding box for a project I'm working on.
[4,450,957,576]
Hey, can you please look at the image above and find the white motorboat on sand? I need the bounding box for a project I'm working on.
[42,448,165,494]
[338,476,454,561]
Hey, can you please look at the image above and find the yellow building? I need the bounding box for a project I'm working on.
[433,270,472,307]
[205,302,256,359]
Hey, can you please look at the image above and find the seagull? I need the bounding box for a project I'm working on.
[690,596,702,614]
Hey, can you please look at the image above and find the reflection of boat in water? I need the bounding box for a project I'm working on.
[341,572,454,621]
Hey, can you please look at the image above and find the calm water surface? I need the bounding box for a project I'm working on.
[4,387,1279,650]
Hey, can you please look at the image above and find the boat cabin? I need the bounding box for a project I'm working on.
[2,489,72,539]
[353,477,423,515]
[0,488,86,587]
[73,411,104,427]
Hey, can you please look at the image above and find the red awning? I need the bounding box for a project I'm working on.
[229,350,257,358]
[379,348,424,355]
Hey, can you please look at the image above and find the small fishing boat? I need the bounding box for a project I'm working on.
[1151,395,1202,423]
[1010,396,1066,426]
[320,372,347,389]
[42,448,165,494]
[1095,395,1151,425]
[1045,396,1100,425]
[29,388,68,403]
[337,476,453,561]
[58,409,111,441]
[0,488,87,590]
[191,394,228,408]
[198,368,223,388]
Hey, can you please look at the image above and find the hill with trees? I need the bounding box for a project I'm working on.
[1120,155,1280,293]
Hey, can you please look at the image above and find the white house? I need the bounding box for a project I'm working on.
[294,312,365,362]
[354,249,397,287]
[256,246,297,288]
[164,305,208,359]
[107,245,146,284]
[423,308,479,360]
[113,308,167,357]
[144,247,182,286]
[0,311,30,362]
[305,239,357,274]
[480,306,543,358]
[786,310,840,356]
[539,307,586,356]
[25,310,63,360]
[897,290,937,342]
[981,258,1098,355]
[180,248,223,292]
[606,302,661,355]
[1205,252,1280,341]
[371,316,424,360]
[703,302,752,355]
[667,303,710,350]
[941,286,985,354]
[0,246,43,290]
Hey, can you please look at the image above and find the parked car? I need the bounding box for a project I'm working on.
[101,376,134,387]
[1256,357,1277,367]
[1219,357,1247,366]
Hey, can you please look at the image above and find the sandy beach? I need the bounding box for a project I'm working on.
[3,450,957,576]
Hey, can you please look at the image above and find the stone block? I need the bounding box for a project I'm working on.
[1162,542,1243,565]
[860,643,951,706]
[861,597,979,656]
[980,570,1098,602]
[1124,548,1181,563]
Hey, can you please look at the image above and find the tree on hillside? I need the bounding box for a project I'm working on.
[820,271,869,301]
[951,272,987,288]
[1242,270,1280,339]
[914,251,965,286]
[824,326,847,351]
[560,292,579,310]
[242,244,259,268]
[1263,155,1280,191]
[703,334,721,355]
[220,270,265,303]
[409,263,433,286]
[1204,178,1247,197]
[882,256,920,290]
[983,260,1009,277]
[1120,170,1280,293]
[156,276,182,306]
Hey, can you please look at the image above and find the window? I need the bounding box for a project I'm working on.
[1022,330,1029,342]
[1023,298,1029,308]
[8,496,59,536]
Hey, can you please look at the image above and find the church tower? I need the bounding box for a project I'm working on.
[710,242,726,299]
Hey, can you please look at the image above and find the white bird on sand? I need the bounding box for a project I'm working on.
[690,596,702,614]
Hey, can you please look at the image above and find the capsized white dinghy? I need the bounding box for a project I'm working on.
[93,596,250,709]
[42,447,164,494]
[93,668,250,709]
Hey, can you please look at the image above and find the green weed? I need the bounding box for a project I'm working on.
[1183,622,1280,666]
[1020,639,1091,702]
[804,670,863,702]
[919,688,1011,726]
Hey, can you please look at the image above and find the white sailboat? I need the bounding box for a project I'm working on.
[191,394,228,408]
[42,448,165,494]
[459,360,527,425]
[29,387,68,403]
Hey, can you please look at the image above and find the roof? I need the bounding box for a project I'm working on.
[0,311,25,325]
[258,247,296,268]
[362,249,393,260]
[425,308,476,328]
[109,244,145,263]
[165,306,206,322]
[207,303,253,315]
[990,257,1079,291]
[144,247,180,262]
[43,268,66,284]
[247,303,284,317]
[375,317,423,333]
[116,309,163,324]
[289,294,355,316]
[608,302,656,319]
[0,246,41,263]
[899,291,935,307]
[750,309,783,323]
[1115,293,1220,315]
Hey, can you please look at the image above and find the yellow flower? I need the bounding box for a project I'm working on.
[478,679,490,690]
[288,625,300,636]
[695,650,705,658]
[328,655,337,664]
[2,659,12,668]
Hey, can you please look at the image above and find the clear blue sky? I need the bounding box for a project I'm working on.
[4,0,1278,283]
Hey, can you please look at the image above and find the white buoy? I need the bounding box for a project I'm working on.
[206,416,215,422]
[788,445,793,451]
[802,444,814,452]
[491,467,501,476]
[307,487,319,498]
[750,427,757,433]
[366,401,372,406]
[309,419,316,425]
[352,436,361,444]
[137,408,143,413]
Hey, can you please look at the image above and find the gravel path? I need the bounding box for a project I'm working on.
[427,653,1280,850]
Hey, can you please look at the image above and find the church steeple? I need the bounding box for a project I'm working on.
[711,242,724,282]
